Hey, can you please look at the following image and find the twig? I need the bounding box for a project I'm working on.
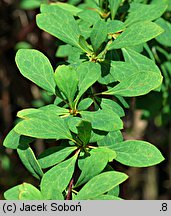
[66,178,74,200]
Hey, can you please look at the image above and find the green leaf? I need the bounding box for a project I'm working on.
[66,116,82,134]
[76,147,116,187]
[56,44,72,58]
[54,65,78,106]
[90,20,107,52]
[67,46,83,64]
[97,131,123,149]
[16,49,56,94]
[89,130,108,143]
[78,35,93,54]
[101,98,125,117]
[115,95,129,108]
[114,140,165,167]
[91,195,122,200]
[3,129,34,149]
[77,19,92,39]
[110,61,137,82]
[75,62,101,102]
[14,111,72,140]
[168,0,171,11]
[40,155,77,199]
[107,20,125,34]
[74,171,128,200]
[77,10,101,26]
[39,104,69,115]
[17,108,41,119]
[107,185,120,197]
[17,144,43,179]
[99,147,117,162]
[3,129,20,149]
[124,2,167,26]
[68,0,81,4]
[42,188,64,200]
[20,0,45,10]
[109,0,122,19]
[76,151,108,187]
[38,146,77,169]
[81,109,123,132]
[40,3,82,16]
[97,61,114,85]
[110,56,162,92]
[103,72,163,97]
[37,8,81,47]
[56,3,82,15]
[155,18,171,47]
[76,120,92,145]
[4,183,43,200]
[143,43,155,61]
[80,0,98,9]
[122,48,161,74]
[17,105,69,120]
[90,129,108,143]
[77,98,93,111]
[15,41,32,50]
[109,21,164,49]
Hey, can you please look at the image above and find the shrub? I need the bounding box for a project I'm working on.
[3,0,167,200]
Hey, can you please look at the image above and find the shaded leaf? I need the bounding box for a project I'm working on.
[76,120,92,145]
[155,18,171,47]
[109,0,122,19]
[17,144,43,179]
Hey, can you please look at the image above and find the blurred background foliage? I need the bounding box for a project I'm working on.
[0,0,171,199]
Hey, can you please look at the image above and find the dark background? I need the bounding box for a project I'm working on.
[0,0,171,200]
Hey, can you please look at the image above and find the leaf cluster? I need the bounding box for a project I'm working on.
[3,0,167,200]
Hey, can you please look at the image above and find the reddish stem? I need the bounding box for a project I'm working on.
[66,178,74,200]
